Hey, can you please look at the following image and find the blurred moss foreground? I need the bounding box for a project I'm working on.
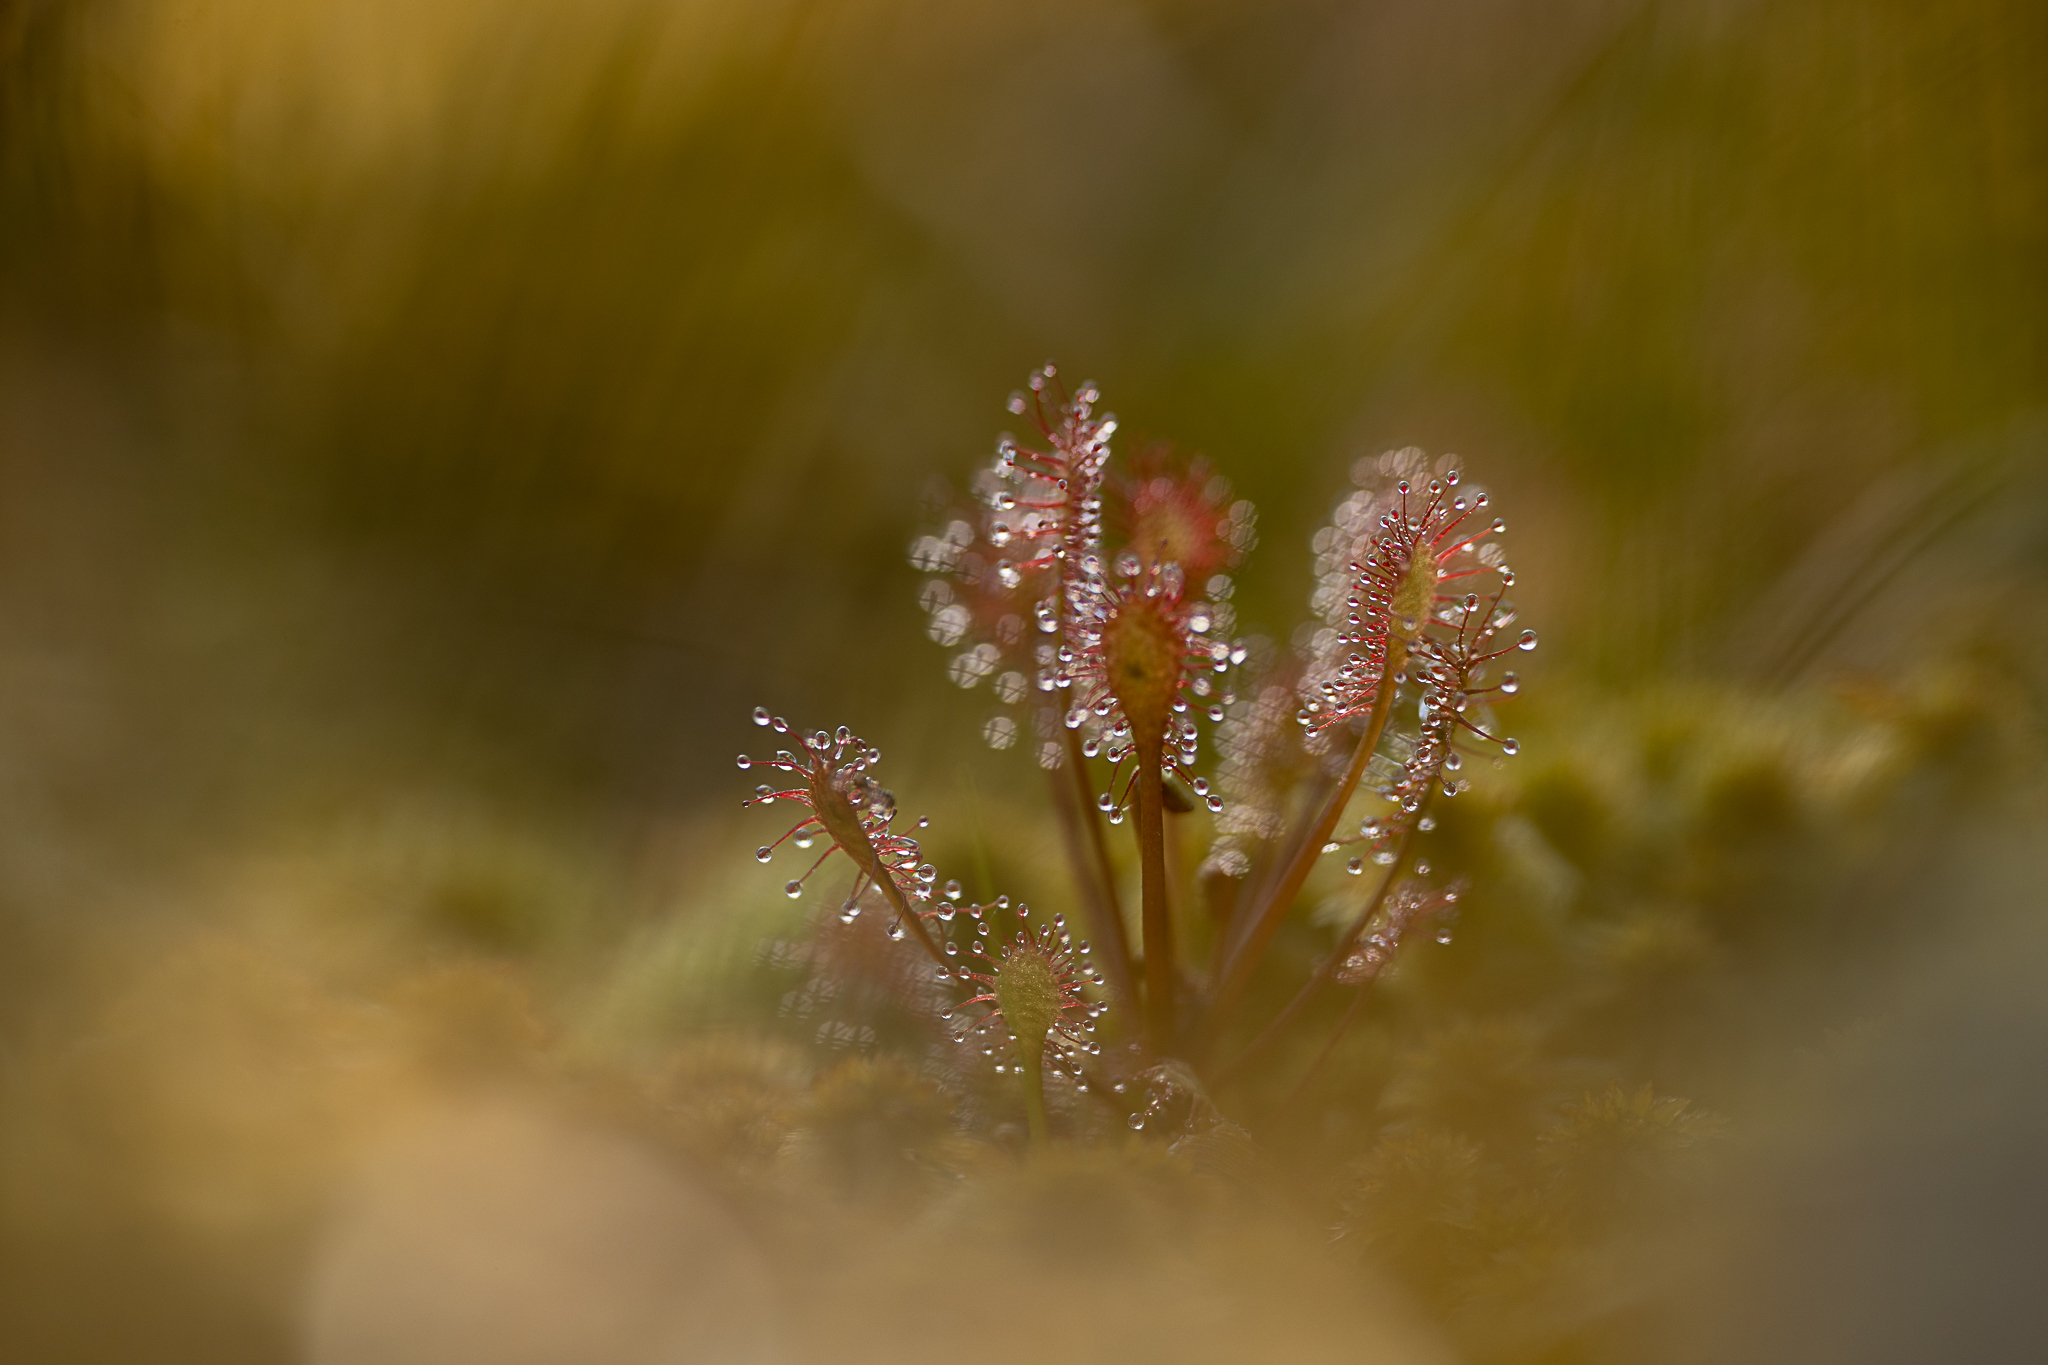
[0,2,2045,1364]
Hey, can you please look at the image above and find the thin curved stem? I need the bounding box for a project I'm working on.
[1210,816,1420,1086]
[1209,767,1334,983]
[859,851,948,967]
[1200,668,1398,1049]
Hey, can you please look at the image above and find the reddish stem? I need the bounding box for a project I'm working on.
[1208,767,1334,981]
[859,854,948,967]
[1210,816,1419,1086]
[1199,663,1398,1050]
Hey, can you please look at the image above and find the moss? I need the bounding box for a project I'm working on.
[797,1056,962,1196]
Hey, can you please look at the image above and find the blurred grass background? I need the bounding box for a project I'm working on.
[1,1,2045,1362]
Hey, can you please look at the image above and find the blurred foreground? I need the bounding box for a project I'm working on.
[2,1,2046,1362]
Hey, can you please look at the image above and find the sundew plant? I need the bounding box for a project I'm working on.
[743,365,1537,1140]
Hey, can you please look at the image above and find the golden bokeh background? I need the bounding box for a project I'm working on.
[2,2,2044,1362]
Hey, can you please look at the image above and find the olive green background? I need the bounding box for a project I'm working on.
[4,1,2040,833]
[1,2,2044,1360]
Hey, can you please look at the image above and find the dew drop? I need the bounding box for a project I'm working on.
[1346,858,1364,876]
[752,707,772,726]
[755,846,773,863]
[736,755,751,769]
[1127,1113,1146,1131]
[784,881,803,898]
[1435,927,1455,945]
[1500,671,1520,694]
[886,921,905,941]
[1501,738,1521,756]
[943,879,963,901]
[1517,630,1538,652]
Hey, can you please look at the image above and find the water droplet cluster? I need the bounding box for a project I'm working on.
[1111,1061,1222,1135]
[1300,452,1512,739]
[906,368,1249,813]
[738,711,940,924]
[1058,555,1240,814]
[941,907,1106,1086]
[907,364,1114,754]
[1334,875,1467,984]
[1298,454,1533,867]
